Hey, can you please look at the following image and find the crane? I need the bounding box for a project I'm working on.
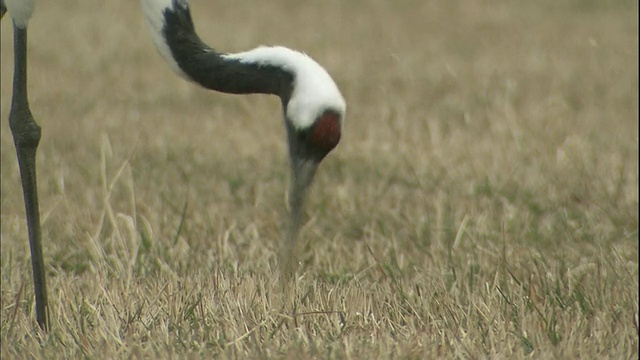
[1,0,345,331]
[141,0,346,274]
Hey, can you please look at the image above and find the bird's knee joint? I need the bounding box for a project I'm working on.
[10,119,41,149]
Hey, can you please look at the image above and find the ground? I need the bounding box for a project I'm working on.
[1,0,638,358]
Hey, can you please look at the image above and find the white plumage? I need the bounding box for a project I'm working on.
[141,0,190,80]
[4,0,35,28]
[224,46,346,130]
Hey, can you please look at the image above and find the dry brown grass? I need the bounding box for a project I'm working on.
[1,0,638,358]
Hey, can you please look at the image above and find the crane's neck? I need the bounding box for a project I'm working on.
[4,0,35,28]
[142,0,345,129]
[142,0,346,131]
[142,0,293,99]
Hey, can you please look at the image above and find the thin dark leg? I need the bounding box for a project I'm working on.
[9,21,49,332]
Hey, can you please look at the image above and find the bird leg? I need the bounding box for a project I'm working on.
[8,22,49,332]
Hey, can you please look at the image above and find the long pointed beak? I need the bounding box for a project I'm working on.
[289,157,318,229]
[281,156,319,276]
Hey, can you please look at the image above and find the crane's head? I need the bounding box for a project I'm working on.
[223,46,345,219]
[281,50,346,213]
[277,48,346,263]
[283,105,344,275]
[285,107,343,201]
[208,46,346,194]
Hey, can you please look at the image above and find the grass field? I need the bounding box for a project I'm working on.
[1,0,638,358]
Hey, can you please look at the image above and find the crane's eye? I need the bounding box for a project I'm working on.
[306,110,342,160]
